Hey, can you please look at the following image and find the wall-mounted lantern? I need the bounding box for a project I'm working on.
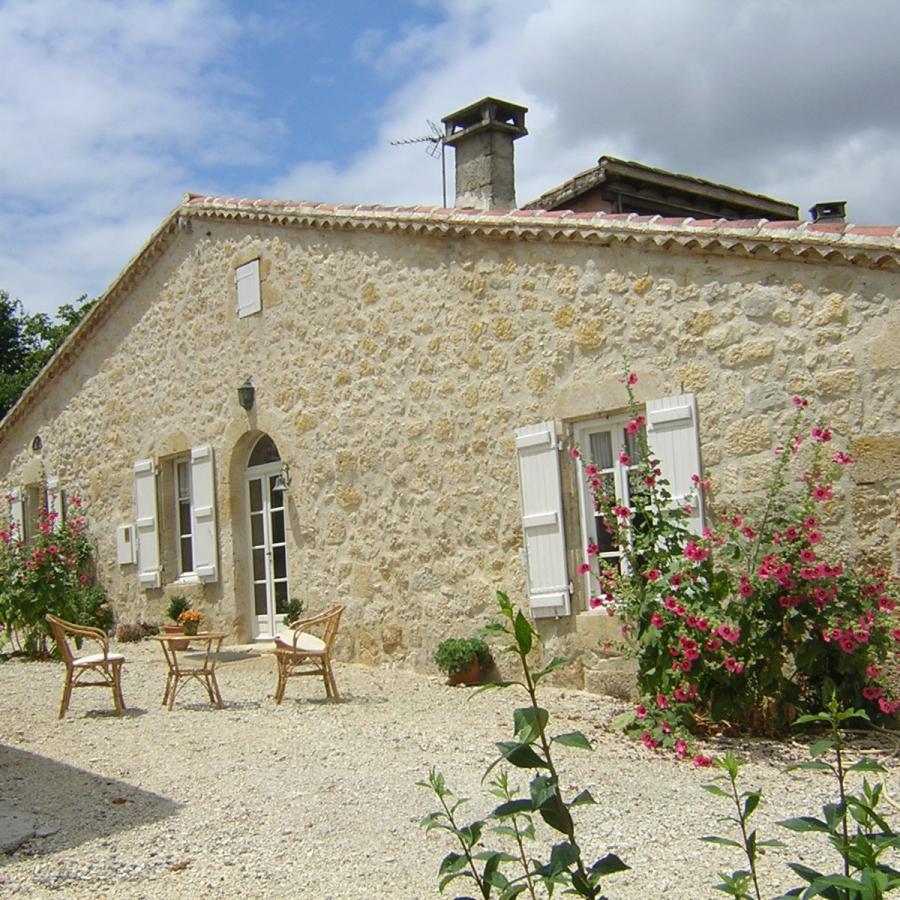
[273,461,292,493]
[238,378,255,411]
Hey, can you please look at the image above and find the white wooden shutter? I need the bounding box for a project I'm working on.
[235,259,261,318]
[646,393,705,535]
[190,444,218,582]
[514,421,571,618]
[133,459,161,588]
[45,477,63,531]
[8,489,25,540]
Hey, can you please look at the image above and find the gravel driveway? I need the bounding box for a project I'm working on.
[0,639,897,898]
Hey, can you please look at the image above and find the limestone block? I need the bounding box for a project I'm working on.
[814,293,846,325]
[814,368,858,398]
[724,416,771,456]
[494,317,514,340]
[294,413,317,433]
[867,321,900,370]
[382,623,403,653]
[554,305,576,327]
[351,563,376,600]
[323,514,346,545]
[741,289,779,319]
[632,275,653,296]
[689,309,717,335]
[675,362,711,392]
[850,435,900,484]
[722,339,776,367]
[335,450,356,473]
[526,364,554,395]
[704,323,742,351]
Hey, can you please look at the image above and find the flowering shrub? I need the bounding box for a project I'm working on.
[0,494,110,656]
[576,377,899,743]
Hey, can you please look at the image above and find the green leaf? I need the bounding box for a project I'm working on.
[552,731,593,751]
[611,710,636,730]
[809,738,835,759]
[529,774,558,809]
[531,656,568,684]
[777,816,831,834]
[491,741,547,772]
[847,758,887,775]
[437,869,467,892]
[513,706,549,744]
[438,852,468,875]
[513,610,533,655]
[742,791,761,821]
[700,836,743,848]
[702,784,732,799]
[787,760,833,773]
[492,798,534,819]
[544,840,580,876]
[538,796,574,835]
[590,853,630,877]
[570,789,596,807]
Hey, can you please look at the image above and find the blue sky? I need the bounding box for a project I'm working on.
[4,0,900,316]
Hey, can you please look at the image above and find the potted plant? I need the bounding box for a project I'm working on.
[178,608,203,637]
[434,636,492,686]
[164,596,190,634]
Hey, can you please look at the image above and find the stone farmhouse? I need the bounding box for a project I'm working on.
[1,98,897,690]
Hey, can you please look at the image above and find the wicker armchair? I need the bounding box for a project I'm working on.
[46,614,126,718]
[273,605,345,704]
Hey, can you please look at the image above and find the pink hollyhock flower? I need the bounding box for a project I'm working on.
[641,731,659,750]
[644,568,661,582]
[670,573,683,588]
[590,596,604,610]
[839,637,857,654]
[863,686,883,701]
[716,625,741,645]
[878,698,900,715]
[799,549,817,564]
[832,451,853,465]
[650,612,665,628]
[618,451,631,465]
[613,505,631,520]
[812,485,833,502]
[635,705,648,718]
[807,530,822,544]
[724,657,745,674]
[627,372,638,385]
[683,541,709,562]
[810,426,832,443]
[656,694,669,709]
[644,475,656,487]
[585,464,598,477]
[577,563,591,575]
[877,596,896,612]
[693,755,713,768]
[705,638,723,652]
[586,542,600,556]
[739,578,754,598]
[569,448,581,459]
[675,739,689,758]
[866,665,882,678]
[792,396,808,408]
[663,595,678,611]
[661,721,671,734]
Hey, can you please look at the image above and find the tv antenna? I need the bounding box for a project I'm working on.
[390,119,447,208]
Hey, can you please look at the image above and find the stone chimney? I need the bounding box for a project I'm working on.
[442,97,528,210]
[809,201,847,224]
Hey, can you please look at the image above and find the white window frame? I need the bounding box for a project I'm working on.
[573,413,641,605]
[174,456,195,577]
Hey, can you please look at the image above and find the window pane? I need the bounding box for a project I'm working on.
[274,582,288,613]
[271,509,285,544]
[623,428,643,462]
[252,548,266,580]
[248,435,280,467]
[594,515,617,554]
[254,582,268,616]
[177,461,191,499]
[589,431,613,469]
[273,546,287,579]
[250,512,264,547]
[274,581,288,611]
[249,479,263,512]
[180,537,193,573]
[178,500,192,537]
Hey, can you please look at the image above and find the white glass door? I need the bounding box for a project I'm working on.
[246,465,288,639]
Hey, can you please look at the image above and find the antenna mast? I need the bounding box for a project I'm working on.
[389,120,447,208]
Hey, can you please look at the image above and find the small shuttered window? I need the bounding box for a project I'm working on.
[235,259,261,318]
[134,459,161,588]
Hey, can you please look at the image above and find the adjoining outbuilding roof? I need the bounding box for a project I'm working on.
[522,156,801,221]
[2,193,899,438]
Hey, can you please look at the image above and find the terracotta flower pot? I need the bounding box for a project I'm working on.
[447,659,483,686]
[163,624,191,651]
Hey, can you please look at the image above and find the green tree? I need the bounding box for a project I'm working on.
[0,290,94,418]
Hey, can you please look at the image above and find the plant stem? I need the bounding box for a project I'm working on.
[436,788,489,899]
[830,719,851,890]
[517,643,594,896]
[727,771,762,900]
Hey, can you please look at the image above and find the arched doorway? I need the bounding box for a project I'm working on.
[245,434,289,639]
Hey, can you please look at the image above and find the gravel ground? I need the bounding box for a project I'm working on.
[0,639,897,899]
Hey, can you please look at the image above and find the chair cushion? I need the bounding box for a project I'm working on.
[274,630,326,653]
[74,653,125,666]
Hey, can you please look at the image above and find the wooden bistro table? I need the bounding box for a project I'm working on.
[150,631,227,710]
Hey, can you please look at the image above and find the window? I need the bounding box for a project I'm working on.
[515,393,704,619]
[235,259,261,317]
[174,457,194,576]
[132,445,219,588]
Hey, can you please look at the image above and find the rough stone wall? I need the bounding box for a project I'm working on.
[1,218,897,689]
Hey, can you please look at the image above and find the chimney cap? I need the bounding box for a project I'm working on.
[442,96,528,145]
[810,200,847,223]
